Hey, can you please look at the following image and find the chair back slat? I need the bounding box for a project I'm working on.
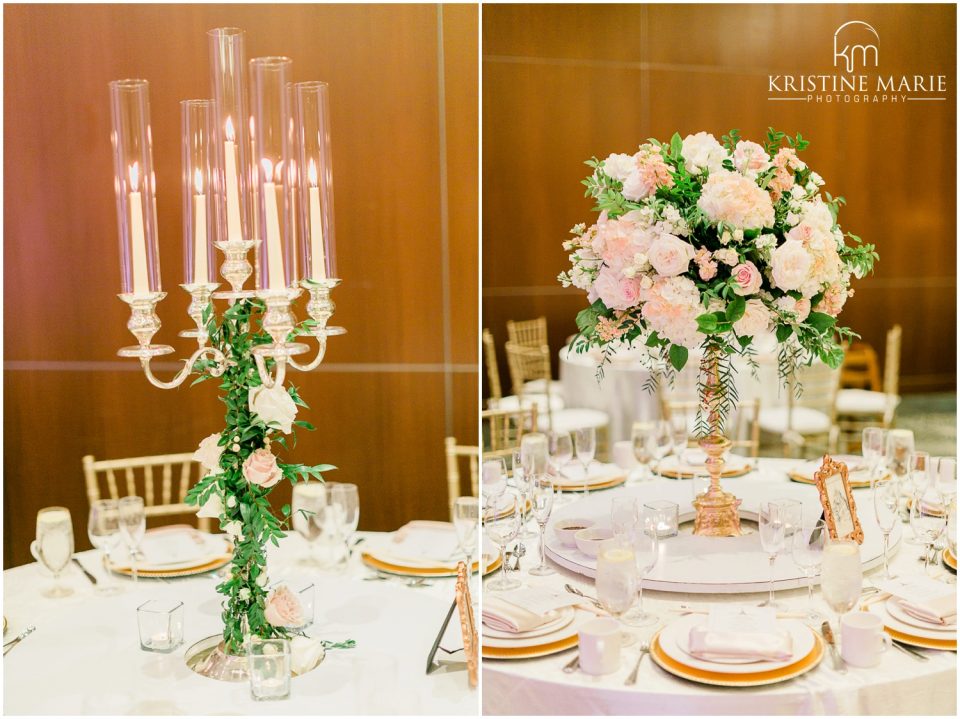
[506,317,548,349]
[503,342,555,431]
[179,461,192,506]
[125,467,136,497]
[445,437,479,520]
[161,463,173,505]
[144,465,155,506]
[482,406,537,461]
[883,324,902,397]
[482,329,503,403]
[106,470,119,499]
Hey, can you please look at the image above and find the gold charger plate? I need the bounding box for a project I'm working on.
[481,630,579,659]
[361,552,502,578]
[883,625,957,652]
[553,475,627,493]
[788,472,872,489]
[110,551,233,578]
[659,464,753,480]
[648,628,824,687]
[485,497,532,521]
[944,548,957,572]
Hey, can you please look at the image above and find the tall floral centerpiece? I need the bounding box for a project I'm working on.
[559,129,877,535]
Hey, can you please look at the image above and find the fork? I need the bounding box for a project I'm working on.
[624,641,650,685]
[564,584,605,611]
[3,626,36,656]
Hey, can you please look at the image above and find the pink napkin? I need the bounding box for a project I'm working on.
[688,624,793,662]
[898,594,957,626]
[482,596,552,633]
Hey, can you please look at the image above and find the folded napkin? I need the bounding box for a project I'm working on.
[482,596,554,634]
[367,521,464,568]
[137,530,213,566]
[898,595,957,626]
[688,624,793,662]
[290,636,326,675]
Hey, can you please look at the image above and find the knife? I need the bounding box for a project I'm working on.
[891,639,929,661]
[820,621,846,673]
[562,654,579,673]
[72,557,98,585]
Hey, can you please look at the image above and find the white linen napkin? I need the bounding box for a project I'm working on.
[290,636,326,675]
[137,529,213,566]
[482,596,553,633]
[898,595,957,625]
[878,577,957,625]
[688,606,793,662]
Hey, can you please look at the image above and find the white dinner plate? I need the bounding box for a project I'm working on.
[883,597,957,634]
[556,463,626,487]
[656,453,752,478]
[658,615,812,674]
[482,606,575,640]
[109,527,231,572]
[869,600,957,642]
[481,608,586,650]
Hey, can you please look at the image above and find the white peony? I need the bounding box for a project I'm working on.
[681,132,727,175]
[193,433,223,473]
[196,492,223,519]
[769,240,813,292]
[697,170,775,230]
[248,384,298,434]
[602,153,635,182]
[647,234,694,277]
[798,198,835,235]
[733,299,772,337]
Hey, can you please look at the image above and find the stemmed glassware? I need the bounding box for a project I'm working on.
[668,412,689,465]
[528,476,555,576]
[330,483,360,566]
[907,451,931,498]
[546,430,573,505]
[630,422,655,483]
[935,457,957,509]
[861,427,887,483]
[118,496,146,583]
[292,482,327,566]
[610,497,639,542]
[453,497,479,597]
[872,474,900,579]
[911,492,947,575]
[759,501,786,608]
[88,499,123,595]
[886,429,915,489]
[821,539,863,635]
[33,507,75,598]
[622,509,659,627]
[650,420,673,478]
[792,518,826,624]
[595,539,638,646]
[513,449,536,539]
[574,427,596,496]
[481,458,508,504]
[484,494,521,591]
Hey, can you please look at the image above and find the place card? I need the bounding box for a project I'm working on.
[707,605,778,633]
[496,586,583,616]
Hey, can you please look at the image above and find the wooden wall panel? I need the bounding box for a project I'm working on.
[3,4,479,568]
[483,3,956,395]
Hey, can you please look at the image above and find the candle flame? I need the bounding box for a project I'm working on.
[225,116,235,142]
[128,162,140,190]
[308,159,318,187]
[194,168,203,194]
[260,158,273,180]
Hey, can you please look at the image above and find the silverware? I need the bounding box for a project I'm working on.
[891,639,929,661]
[624,641,650,685]
[72,557,98,585]
[562,654,579,673]
[564,584,604,611]
[820,621,846,674]
[3,625,35,656]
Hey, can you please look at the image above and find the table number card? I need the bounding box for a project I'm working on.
[425,562,477,688]
[814,455,864,543]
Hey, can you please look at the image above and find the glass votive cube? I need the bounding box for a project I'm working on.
[269,580,315,630]
[136,599,184,653]
[248,638,291,701]
[644,500,679,538]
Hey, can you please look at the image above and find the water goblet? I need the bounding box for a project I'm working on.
[484,495,521,591]
[610,497,639,543]
[529,475,555,576]
[669,412,689,465]
[650,420,673,478]
[453,497,479,596]
[574,427,596,496]
[520,432,549,478]
[292,482,327,566]
[792,519,826,624]
[935,457,957,509]
[861,427,887,483]
[512,452,536,539]
[118,496,146,583]
[481,458,508,504]
[630,422,655,483]
[88,499,122,595]
[622,512,659,627]
[595,539,638,646]
[330,483,360,567]
[33,507,75,598]
[885,429,914,485]
[821,539,862,637]
[546,430,573,505]
[872,474,899,579]
[759,501,786,608]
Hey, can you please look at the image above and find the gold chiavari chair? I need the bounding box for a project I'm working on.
[836,324,903,450]
[444,438,479,520]
[758,361,841,458]
[82,452,212,531]
[661,398,761,458]
[481,405,538,462]
[484,330,563,415]
[482,329,503,404]
[506,317,548,349]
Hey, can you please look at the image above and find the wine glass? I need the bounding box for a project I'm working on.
[546,430,573,505]
[118,496,146,583]
[610,497,639,542]
[88,499,122,595]
[529,476,555,576]
[668,412,689,465]
[886,429,914,484]
[872,474,899,579]
[947,504,957,557]
[453,497,479,597]
[861,427,887,483]
[630,422,655,483]
[911,491,947,575]
[595,539,638,646]
[481,458,508,504]
[292,482,327,566]
[512,450,536,539]
[907,451,931,497]
[821,539,862,636]
[792,519,826,624]
[574,427,596,496]
[484,494,521,591]
[935,457,957,509]
[331,483,360,566]
[622,511,659,627]
[650,420,673,478]
[33,507,75,598]
[759,501,786,608]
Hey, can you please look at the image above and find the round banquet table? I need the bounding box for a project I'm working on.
[482,458,957,716]
[3,532,476,715]
[558,340,783,443]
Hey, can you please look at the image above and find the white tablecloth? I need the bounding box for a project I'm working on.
[3,532,476,715]
[559,342,783,443]
[483,458,957,715]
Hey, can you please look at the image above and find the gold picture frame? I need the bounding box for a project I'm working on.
[814,455,864,544]
[456,562,478,688]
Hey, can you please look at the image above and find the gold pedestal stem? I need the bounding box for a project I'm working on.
[692,349,742,536]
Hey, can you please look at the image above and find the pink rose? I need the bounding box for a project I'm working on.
[733,299,772,337]
[698,260,718,280]
[242,448,282,488]
[647,234,694,277]
[770,240,812,292]
[264,585,304,627]
[794,298,811,322]
[731,261,762,296]
[592,266,642,311]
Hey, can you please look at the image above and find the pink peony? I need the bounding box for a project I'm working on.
[592,266,642,311]
[731,261,762,296]
[591,216,654,271]
[681,132,727,175]
[647,234,694,277]
[264,585,304,627]
[640,276,701,347]
[243,448,283,489]
[697,170,775,230]
[818,283,849,317]
[732,141,771,178]
[769,240,812,292]
[733,299,772,337]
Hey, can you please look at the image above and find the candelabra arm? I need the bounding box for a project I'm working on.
[287,334,328,372]
[253,352,288,389]
[141,346,230,390]
[286,278,346,373]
